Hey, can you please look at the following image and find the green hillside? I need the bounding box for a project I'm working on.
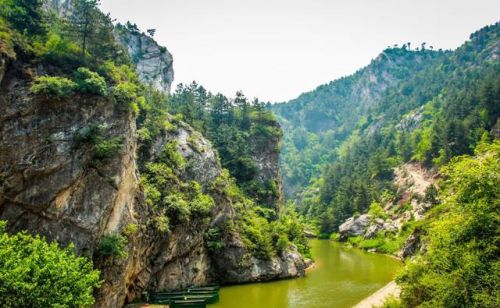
[272,23,499,233]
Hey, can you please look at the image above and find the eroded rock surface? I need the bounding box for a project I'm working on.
[115,24,174,93]
[0,53,303,307]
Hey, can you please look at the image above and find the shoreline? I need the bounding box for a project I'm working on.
[353,280,400,308]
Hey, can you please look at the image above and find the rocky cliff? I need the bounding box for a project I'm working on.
[114,23,174,93]
[44,1,174,93]
[0,41,303,307]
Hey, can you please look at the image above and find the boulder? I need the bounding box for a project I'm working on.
[339,214,371,239]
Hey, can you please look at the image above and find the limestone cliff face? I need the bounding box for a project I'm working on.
[44,1,174,93]
[114,24,174,93]
[0,51,303,307]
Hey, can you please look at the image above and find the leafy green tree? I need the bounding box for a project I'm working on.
[0,221,101,307]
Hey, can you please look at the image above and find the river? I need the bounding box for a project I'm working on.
[211,239,401,308]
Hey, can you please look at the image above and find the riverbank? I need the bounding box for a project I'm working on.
[353,281,400,308]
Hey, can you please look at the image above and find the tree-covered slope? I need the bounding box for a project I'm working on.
[272,22,499,234]
[271,46,448,197]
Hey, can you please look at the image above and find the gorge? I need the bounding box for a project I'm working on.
[0,1,499,308]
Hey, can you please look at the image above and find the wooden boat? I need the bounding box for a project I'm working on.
[188,286,220,292]
[151,293,219,304]
[170,299,206,308]
[169,294,218,304]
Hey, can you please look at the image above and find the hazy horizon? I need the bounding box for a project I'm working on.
[99,0,500,102]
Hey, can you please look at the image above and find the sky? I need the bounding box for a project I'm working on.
[99,0,500,102]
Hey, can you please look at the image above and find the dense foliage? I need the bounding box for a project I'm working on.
[392,140,500,307]
[0,221,101,307]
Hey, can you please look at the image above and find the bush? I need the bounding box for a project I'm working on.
[30,75,76,97]
[154,215,170,233]
[93,137,122,159]
[0,221,101,307]
[112,82,137,106]
[205,227,225,252]
[99,61,138,84]
[74,67,107,95]
[98,233,127,258]
[0,0,46,36]
[122,223,138,237]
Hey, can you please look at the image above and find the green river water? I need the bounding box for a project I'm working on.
[211,239,401,308]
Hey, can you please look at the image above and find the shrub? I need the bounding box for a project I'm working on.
[0,0,46,36]
[30,75,76,97]
[74,67,107,95]
[0,221,101,307]
[112,82,137,106]
[159,141,185,169]
[330,233,341,241]
[93,137,122,159]
[154,215,170,233]
[275,234,290,253]
[163,193,191,222]
[205,227,225,252]
[98,233,127,258]
[99,61,138,84]
[122,223,138,237]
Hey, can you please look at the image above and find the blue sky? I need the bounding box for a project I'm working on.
[100,0,500,102]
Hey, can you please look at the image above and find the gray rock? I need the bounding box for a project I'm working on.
[339,214,371,239]
[364,223,381,239]
[115,24,174,93]
[400,229,422,258]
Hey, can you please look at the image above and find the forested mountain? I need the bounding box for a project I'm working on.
[272,23,499,233]
[271,46,448,197]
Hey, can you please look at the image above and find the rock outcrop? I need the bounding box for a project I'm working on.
[339,214,371,239]
[0,47,302,307]
[337,162,436,256]
[115,23,174,93]
[44,1,174,93]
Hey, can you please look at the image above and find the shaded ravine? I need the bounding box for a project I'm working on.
[211,239,401,308]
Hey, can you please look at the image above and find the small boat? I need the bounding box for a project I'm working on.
[168,294,219,304]
[170,299,207,308]
[188,286,220,292]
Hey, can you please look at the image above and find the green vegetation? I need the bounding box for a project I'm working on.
[99,232,127,259]
[168,83,283,211]
[93,136,122,159]
[74,67,107,95]
[207,170,310,260]
[274,23,499,235]
[75,124,123,160]
[272,45,447,200]
[0,0,46,36]
[0,221,101,307]
[395,140,500,307]
[30,75,76,97]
